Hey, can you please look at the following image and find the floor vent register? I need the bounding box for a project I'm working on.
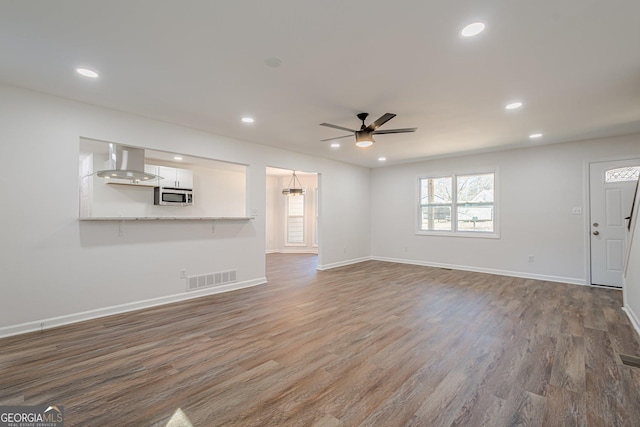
[187,270,237,291]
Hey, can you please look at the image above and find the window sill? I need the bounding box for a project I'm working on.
[415,230,500,239]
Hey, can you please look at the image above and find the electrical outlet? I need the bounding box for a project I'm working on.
[343,246,347,254]
[528,255,534,262]
[180,269,187,278]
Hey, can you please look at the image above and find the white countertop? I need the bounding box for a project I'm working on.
[79,216,254,221]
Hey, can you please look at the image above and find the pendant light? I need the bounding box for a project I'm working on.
[282,171,306,196]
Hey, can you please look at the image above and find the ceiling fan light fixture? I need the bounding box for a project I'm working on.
[319,112,415,147]
[355,131,374,148]
[355,140,374,148]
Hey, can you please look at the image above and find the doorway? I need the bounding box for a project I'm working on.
[589,159,640,287]
[265,167,320,267]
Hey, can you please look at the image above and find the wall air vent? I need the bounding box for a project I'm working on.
[186,270,237,292]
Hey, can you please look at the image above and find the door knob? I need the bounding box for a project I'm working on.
[593,231,600,235]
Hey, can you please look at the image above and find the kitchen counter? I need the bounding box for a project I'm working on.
[79,216,254,221]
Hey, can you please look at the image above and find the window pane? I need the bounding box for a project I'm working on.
[421,177,452,204]
[605,166,640,183]
[287,195,304,244]
[457,174,494,203]
[421,206,452,231]
[457,205,494,232]
[287,217,304,243]
[288,195,304,216]
[420,177,453,231]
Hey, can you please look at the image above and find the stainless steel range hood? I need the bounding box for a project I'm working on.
[96,144,160,182]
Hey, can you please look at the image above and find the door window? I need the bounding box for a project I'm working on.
[605,166,640,183]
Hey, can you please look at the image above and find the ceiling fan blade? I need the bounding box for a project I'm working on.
[320,123,357,133]
[373,128,418,135]
[320,134,355,142]
[365,113,396,131]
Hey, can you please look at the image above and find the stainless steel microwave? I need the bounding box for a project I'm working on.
[154,187,193,206]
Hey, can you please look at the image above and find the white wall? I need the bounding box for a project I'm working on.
[189,164,246,217]
[0,84,371,336]
[624,181,640,336]
[319,166,371,269]
[265,175,280,252]
[370,133,640,284]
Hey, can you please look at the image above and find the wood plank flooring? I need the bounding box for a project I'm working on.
[1,254,640,426]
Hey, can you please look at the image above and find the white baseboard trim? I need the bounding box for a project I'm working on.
[0,277,266,339]
[370,256,586,286]
[317,256,372,271]
[266,249,318,254]
[623,305,640,339]
[281,248,318,254]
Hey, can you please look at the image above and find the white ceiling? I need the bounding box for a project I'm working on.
[266,167,316,177]
[2,1,639,168]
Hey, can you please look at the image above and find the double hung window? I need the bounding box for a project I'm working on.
[286,195,305,244]
[419,172,496,236]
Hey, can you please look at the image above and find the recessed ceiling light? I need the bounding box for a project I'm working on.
[378,157,387,162]
[529,133,543,139]
[173,156,183,160]
[76,68,99,78]
[264,57,282,68]
[241,117,254,123]
[505,101,523,110]
[461,22,486,37]
[330,142,340,148]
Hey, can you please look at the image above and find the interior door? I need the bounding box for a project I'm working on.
[589,159,640,287]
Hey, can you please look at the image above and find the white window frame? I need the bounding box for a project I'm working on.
[416,170,499,239]
[313,187,319,247]
[285,193,306,246]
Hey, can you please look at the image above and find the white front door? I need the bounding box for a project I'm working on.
[589,160,640,287]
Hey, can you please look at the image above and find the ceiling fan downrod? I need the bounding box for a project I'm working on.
[357,112,369,129]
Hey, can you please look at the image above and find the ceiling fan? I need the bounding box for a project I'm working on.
[320,112,417,147]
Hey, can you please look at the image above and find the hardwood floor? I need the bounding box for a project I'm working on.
[1,254,640,426]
